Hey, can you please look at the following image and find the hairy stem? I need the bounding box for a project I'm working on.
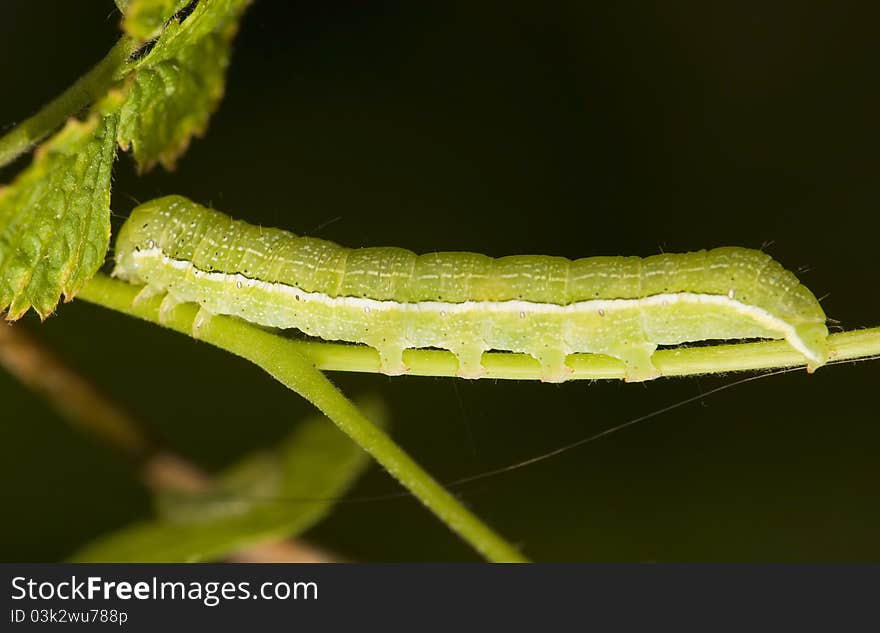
[0,37,137,169]
[79,273,529,563]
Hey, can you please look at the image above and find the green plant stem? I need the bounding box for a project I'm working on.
[279,328,880,380]
[79,274,528,563]
[0,37,137,169]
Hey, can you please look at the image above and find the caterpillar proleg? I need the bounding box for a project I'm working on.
[113,196,829,382]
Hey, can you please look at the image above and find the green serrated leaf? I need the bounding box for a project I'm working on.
[0,97,121,320]
[117,0,252,171]
[69,399,387,562]
[121,0,191,41]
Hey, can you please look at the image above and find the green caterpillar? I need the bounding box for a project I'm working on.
[113,196,829,382]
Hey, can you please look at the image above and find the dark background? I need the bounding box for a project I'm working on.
[0,1,877,561]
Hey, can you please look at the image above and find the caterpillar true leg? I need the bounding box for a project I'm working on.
[192,306,215,337]
[132,284,162,306]
[158,292,183,325]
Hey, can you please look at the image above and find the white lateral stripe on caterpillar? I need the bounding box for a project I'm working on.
[133,248,824,366]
